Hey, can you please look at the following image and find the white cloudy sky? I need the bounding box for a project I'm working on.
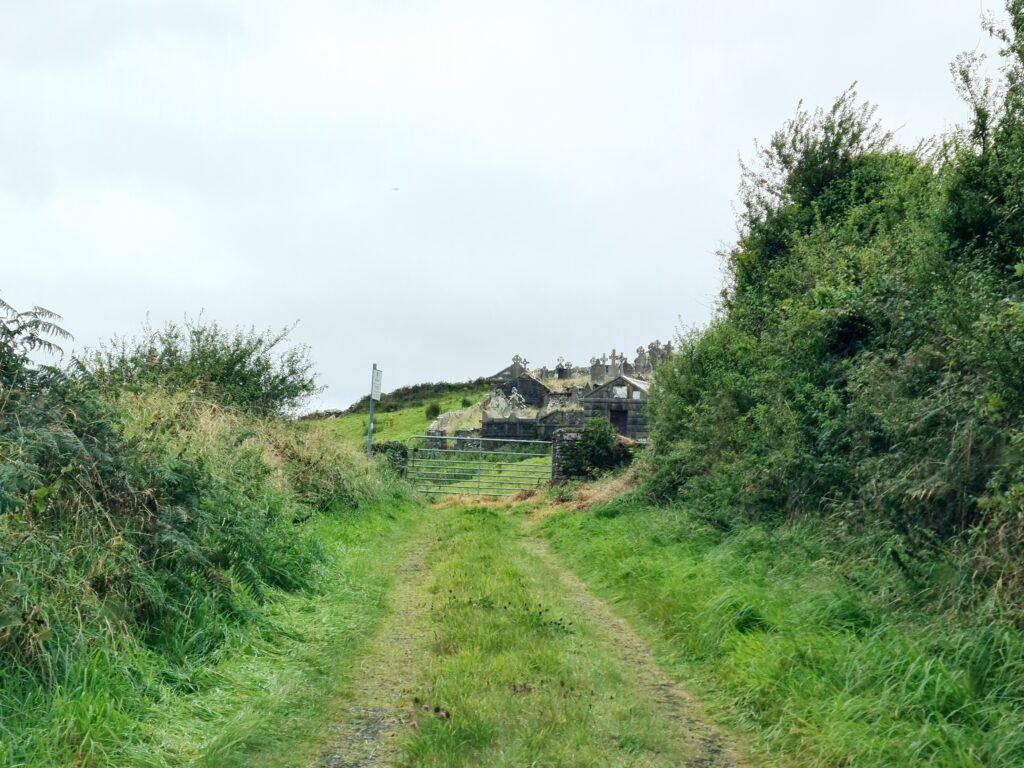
[1,1,1002,409]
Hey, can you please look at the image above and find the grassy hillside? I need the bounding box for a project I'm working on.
[318,383,488,448]
[343,379,488,415]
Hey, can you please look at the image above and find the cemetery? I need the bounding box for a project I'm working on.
[426,342,673,441]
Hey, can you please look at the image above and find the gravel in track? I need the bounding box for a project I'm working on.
[311,525,437,768]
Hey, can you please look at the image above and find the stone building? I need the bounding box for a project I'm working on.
[582,375,650,439]
[487,354,528,384]
[438,348,667,443]
[494,371,551,407]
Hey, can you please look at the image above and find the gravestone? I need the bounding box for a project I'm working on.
[648,341,663,368]
[634,345,650,375]
[510,354,525,378]
[556,356,573,380]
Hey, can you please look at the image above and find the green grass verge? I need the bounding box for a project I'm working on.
[159,498,423,767]
[317,386,487,448]
[539,496,1024,767]
[1,497,422,767]
[402,504,699,767]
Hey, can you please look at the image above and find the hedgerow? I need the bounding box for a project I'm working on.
[647,2,1024,608]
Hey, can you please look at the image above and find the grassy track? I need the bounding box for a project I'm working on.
[381,503,738,767]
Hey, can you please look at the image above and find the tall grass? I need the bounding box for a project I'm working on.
[541,496,1024,766]
[0,305,404,765]
[0,386,401,766]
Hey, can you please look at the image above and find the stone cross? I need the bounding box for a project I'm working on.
[611,349,623,377]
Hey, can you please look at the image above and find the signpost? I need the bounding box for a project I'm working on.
[367,364,382,456]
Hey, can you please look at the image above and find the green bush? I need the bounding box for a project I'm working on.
[425,401,442,419]
[461,396,472,408]
[373,440,409,475]
[560,418,634,479]
[85,317,320,416]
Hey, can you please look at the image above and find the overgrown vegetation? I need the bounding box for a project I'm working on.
[648,5,1024,609]
[546,5,1024,764]
[559,417,634,479]
[87,317,320,416]
[0,300,398,766]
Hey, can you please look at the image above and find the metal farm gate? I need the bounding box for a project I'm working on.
[405,435,552,497]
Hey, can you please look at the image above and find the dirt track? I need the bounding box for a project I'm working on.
[312,506,743,767]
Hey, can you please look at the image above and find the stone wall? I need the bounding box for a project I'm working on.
[551,429,570,481]
[537,409,585,439]
[481,416,542,440]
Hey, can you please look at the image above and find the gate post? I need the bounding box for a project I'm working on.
[551,429,565,482]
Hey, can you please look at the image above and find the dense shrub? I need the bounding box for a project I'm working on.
[85,317,320,416]
[373,440,409,475]
[648,3,1024,606]
[425,401,442,419]
[560,418,635,479]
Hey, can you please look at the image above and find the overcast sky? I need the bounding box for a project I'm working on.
[1,1,1003,409]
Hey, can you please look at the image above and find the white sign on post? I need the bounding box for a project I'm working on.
[371,367,383,401]
[367,364,382,456]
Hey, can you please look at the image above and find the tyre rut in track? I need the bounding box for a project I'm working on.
[311,519,438,768]
[521,533,743,768]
